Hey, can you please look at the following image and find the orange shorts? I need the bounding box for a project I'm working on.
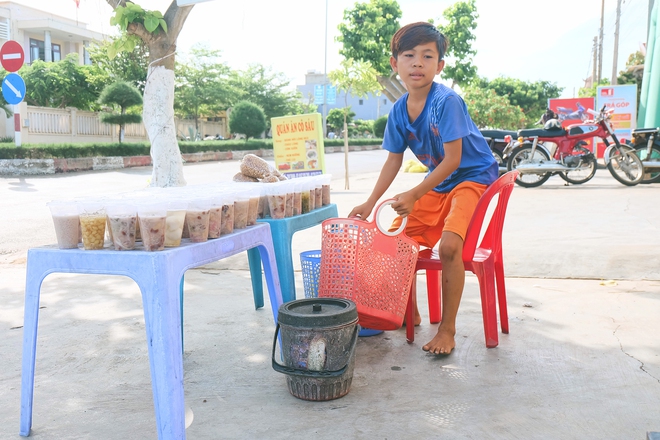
[389,181,488,248]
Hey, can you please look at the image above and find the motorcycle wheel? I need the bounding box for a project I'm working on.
[506,144,552,188]
[606,146,644,186]
[558,146,597,184]
[491,148,505,175]
[633,143,660,184]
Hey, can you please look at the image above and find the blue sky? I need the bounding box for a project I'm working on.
[30,0,651,98]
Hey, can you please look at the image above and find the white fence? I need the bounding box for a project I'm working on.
[8,104,228,144]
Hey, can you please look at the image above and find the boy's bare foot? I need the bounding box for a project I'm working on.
[422,327,455,355]
[402,306,422,326]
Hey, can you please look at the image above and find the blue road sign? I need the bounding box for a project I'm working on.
[326,85,336,105]
[314,84,337,105]
[2,73,25,105]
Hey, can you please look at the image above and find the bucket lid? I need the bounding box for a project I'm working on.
[278,298,357,327]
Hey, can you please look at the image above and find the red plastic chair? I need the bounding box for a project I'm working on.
[405,170,519,348]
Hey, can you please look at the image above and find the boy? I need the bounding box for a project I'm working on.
[349,22,498,355]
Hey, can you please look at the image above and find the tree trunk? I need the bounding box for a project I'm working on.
[343,118,349,190]
[107,0,193,187]
[377,74,407,103]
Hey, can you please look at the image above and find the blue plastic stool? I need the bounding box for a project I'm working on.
[247,203,338,305]
[299,249,383,338]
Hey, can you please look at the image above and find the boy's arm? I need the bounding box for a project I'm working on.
[348,151,404,219]
[392,138,462,217]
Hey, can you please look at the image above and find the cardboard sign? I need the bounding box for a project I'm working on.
[271,113,325,178]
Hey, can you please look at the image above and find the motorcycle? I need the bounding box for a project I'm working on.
[556,103,589,122]
[503,106,644,187]
[629,127,660,184]
[479,129,517,175]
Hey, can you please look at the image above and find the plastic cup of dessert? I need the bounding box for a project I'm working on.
[106,203,138,251]
[77,202,107,250]
[137,202,168,251]
[48,200,81,249]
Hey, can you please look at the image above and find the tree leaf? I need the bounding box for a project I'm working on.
[159,19,167,33]
[144,15,158,33]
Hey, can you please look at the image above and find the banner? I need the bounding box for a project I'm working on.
[596,84,637,144]
[271,113,325,178]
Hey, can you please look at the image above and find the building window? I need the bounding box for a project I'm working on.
[383,99,387,104]
[359,99,364,105]
[29,38,62,63]
[52,44,61,61]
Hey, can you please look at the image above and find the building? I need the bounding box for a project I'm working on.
[297,70,394,124]
[0,1,105,65]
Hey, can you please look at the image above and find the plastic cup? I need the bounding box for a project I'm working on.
[300,180,311,214]
[48,201,80,249]
[220,194,235,235]
[308,179,316,212]
[106,203,138,251]
[246,187,261,226]
[234,191,250,229]
[283,181,294,218]
[313,176,323,209]
[186,199,211,243]
[266,182,287,219]
[78,202,106,250]
[292,181,304,216]
[138,203,167,251]
[165,200,187,247]
[320,173,332,205]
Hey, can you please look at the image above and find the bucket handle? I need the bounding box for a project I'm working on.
[271,324,359,378]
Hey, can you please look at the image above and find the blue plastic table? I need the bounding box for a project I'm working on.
[19,223,282,439]
[246,203,338,304]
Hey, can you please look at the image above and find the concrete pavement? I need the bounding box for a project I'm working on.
[1,150,659,439]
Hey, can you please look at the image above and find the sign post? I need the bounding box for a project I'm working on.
[0,40,25,147]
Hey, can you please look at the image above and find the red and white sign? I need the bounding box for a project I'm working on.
[0,40,25,72]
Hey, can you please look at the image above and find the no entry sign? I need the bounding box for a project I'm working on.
[0,40,25,72]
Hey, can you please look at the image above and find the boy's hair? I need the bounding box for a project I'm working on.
[391,22,449,61]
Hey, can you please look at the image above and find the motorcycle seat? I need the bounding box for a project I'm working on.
[517,127,567,138]
[632,127,659,135]
[479,129,517,141]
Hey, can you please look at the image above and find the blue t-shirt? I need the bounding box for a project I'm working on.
[383,81,498,192]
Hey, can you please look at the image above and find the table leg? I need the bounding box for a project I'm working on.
[137,268,186,440]
[19,261,47,436]
[246,248,264,309]
[255,244,283,324]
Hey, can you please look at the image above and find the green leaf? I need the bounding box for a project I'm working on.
[150,10,163,19]
[107,43,117,60]
[144,15,158,33]
[159,19,167,33]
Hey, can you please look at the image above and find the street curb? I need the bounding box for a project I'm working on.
[0,145,383,176]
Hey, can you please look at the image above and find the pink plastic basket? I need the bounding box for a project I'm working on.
[318,199,420,330]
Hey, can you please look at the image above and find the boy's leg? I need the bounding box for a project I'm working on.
[422,231,463,354]
[421,182,487,354]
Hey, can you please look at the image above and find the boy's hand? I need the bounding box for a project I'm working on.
[392,191,417,217]
[348,202,375,220]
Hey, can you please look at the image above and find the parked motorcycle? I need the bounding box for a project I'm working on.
[503,106,644,187]
[479,129,517,174]
[629,127,660,184]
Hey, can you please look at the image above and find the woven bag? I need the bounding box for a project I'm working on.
[318,199,420,330]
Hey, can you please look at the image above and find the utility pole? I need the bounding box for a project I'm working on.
[592,36,598,88]
[597,0,605,83]
[611,0,622,85]
[322,0,328,137]
[650,0,656,37]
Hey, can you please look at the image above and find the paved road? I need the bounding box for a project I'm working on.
[2,149,659,280]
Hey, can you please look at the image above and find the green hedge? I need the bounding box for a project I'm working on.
[0,137,383,160]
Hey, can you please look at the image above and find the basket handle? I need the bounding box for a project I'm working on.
[374,199,407,237]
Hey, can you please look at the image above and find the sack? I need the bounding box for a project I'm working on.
[318,199,420,330]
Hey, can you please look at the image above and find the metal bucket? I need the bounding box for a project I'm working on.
[272,298,358,401]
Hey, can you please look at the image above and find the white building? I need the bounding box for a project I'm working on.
[0,1,105,65]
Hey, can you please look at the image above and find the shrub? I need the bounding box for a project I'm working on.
[374,115,388,138]
[228,101,266,141]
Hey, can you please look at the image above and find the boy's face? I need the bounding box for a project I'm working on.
[390,41,444,91]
